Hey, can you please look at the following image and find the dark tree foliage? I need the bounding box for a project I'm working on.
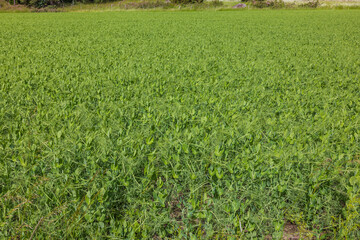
[10,0,118,8]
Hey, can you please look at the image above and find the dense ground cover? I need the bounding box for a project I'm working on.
[1,10,360,239]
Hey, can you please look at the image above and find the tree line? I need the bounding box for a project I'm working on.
[8,0,117,8]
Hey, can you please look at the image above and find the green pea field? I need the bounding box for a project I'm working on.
[1,10,360,239]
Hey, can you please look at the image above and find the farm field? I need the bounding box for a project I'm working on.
[1,10,360,239]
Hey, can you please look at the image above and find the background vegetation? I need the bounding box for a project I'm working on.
[2,0,359,11]
[3,0,206,9]
[1,10,360,239]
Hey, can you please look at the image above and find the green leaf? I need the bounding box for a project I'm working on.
[85,192,91,206]
[349,176,360,186]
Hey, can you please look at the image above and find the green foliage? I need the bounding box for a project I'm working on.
[170,0,203,4]
[18,0,118,8]
[121,1,175,10]
[1,10,360,239]
[299,0,320,8]
[251,0,285,9]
